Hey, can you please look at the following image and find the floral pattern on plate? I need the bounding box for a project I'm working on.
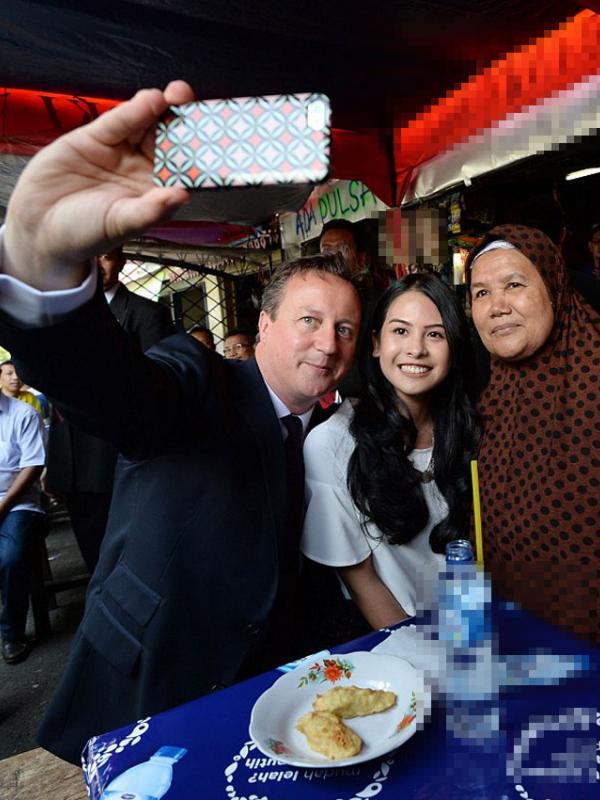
[395,691,417,734]
[266,737,292,756]
[297,656,355,688]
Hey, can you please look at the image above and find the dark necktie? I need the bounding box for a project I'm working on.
[237,415,306,676]
[281,414,305,566]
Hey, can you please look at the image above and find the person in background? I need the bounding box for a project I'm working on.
[0,361,42,416]
[24,385,50,422]
[98,247,175,351]
[319,219,368,281]
[188,324,216,350]
[223,328,255,361]
[468,224,600,646]
[0,388,46,664]
[302,274,479,632]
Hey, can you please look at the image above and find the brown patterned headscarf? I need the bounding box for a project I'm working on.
[467,225,600,645]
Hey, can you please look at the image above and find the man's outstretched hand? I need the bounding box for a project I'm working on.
[3,80,195,291]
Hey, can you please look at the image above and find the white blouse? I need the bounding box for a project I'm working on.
[301,400,447,617]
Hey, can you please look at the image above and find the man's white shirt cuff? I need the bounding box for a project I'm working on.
[0,224,97,327]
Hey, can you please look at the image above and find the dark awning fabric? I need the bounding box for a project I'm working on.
[0,0,590,218]
[0,1,584,124]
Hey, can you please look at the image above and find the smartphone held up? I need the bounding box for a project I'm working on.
[153,93,331,191]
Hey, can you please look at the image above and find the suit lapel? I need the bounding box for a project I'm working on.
[108,283,129,327]
[233,358,288,544]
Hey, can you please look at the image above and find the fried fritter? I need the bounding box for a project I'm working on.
[313,685,397,718]
[296,711,362,759]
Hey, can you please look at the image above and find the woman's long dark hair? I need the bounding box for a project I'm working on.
[347,273,480,554]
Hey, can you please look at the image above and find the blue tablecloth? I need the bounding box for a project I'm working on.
[82,602,599,800]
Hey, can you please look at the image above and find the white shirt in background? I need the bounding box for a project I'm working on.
[0,392,46,513]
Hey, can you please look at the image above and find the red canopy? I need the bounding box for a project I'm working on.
[394,9,600,203]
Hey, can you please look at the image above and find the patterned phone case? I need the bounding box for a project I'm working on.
[154,93,331,190]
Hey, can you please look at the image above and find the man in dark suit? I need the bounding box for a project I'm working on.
[0,80,361,764]
[98,247,175,352]
[45,247,174,572]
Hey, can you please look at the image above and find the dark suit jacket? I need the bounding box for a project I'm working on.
[0,291,326,764]
[45,283,175,493]
[108,282,175,353]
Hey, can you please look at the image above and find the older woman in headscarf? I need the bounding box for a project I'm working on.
[467,224,600,646]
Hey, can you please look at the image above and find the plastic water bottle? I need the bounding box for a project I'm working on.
[99,746,187,800]
[438,540,493,709]
[438,541,504,797]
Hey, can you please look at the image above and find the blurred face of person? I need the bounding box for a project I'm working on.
[0,364,23,397]
[319,228,364,277]
[256,271,360,414]
[98,250,125,291]
[191,330,215,350]
[223,333,254,361]
[470,247,555,362]
[372,291,450,418]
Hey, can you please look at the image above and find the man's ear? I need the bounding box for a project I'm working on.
[258,310,271,341]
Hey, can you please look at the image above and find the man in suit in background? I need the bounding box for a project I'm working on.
[44,248,175,572]
[98,248,175,352]
[0,80,361,763]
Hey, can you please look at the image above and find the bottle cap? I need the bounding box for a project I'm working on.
[445,539,474,563]
[153,746,187,762]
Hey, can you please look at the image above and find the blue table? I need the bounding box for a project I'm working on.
[82,602,599,800]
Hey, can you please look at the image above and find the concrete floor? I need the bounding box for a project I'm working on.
[0,514,88,760]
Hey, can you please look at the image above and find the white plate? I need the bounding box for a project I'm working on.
[249,651,427,768]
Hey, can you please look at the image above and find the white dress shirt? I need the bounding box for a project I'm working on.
[0,225,97,327]
[103,283,119,304]
[263,382,313,440]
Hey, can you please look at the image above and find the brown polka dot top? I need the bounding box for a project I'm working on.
[469,224,600,646]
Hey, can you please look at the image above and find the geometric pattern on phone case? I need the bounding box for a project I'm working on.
[154,93,331,189]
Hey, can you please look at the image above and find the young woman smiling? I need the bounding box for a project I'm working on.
[301,274,480,629]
